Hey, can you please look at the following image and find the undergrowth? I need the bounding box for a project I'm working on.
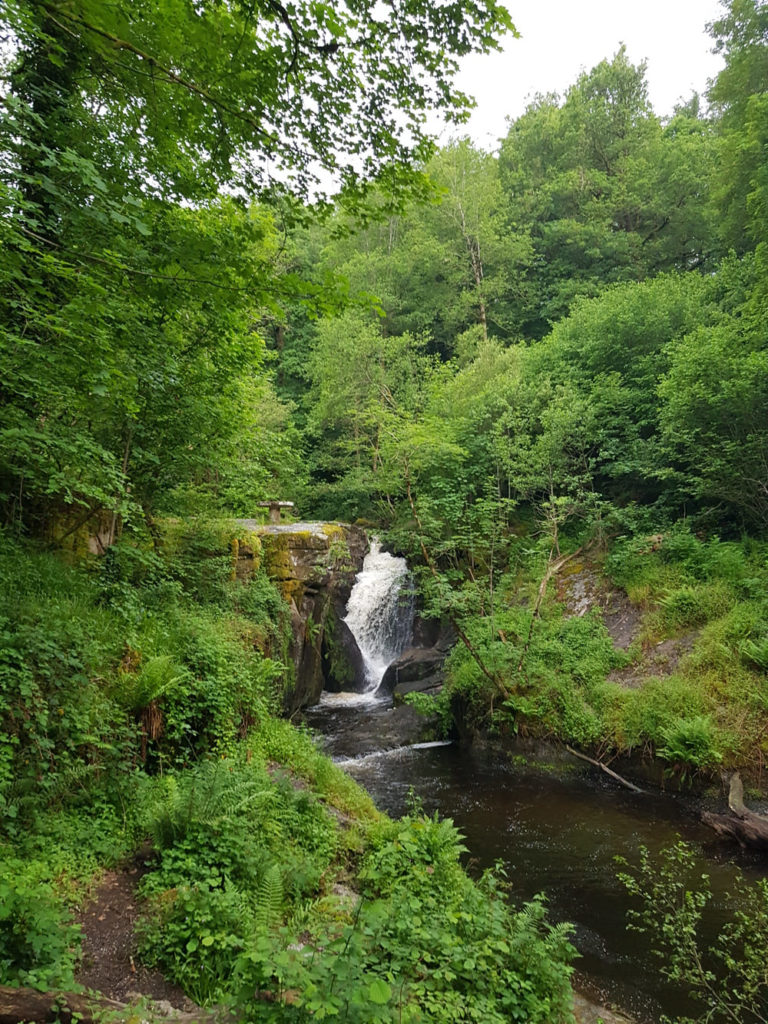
[410,525,768,783]
[0,528,576,1022]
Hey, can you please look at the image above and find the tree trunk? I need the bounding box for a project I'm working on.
[0,986,222,1024]
[701,773,768,850]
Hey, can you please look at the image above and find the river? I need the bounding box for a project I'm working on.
[304,693,767,1023]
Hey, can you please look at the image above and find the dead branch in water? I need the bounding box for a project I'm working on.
[565,745,645,794]
[702,773,768,851]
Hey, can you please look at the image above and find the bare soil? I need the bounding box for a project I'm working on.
[558,562,697,689]
[75,851,199,1014]
[607,630,699,688]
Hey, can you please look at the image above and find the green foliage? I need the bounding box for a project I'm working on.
[247,717,379,822]
[657,716,725,774]
[0,532,132,826]
[0,857,81,990]
[618,842,768,1023]
[232,815,576,1024]
[2,0,515,532]
[137,756,341,1004]
[498,48,718,336]
[139,880,254,1006]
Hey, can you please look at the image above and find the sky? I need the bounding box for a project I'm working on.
[445,0,726,149]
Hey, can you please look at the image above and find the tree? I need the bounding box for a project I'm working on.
[708,0,768,251]
[0,0,515,530]
[4,0,515,206]
[498,49,718,335]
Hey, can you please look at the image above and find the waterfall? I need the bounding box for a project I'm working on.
[343,539,414,693]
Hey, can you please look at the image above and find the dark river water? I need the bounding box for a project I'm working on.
[305,695,768,1023]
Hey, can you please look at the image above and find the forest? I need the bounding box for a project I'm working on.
[1,0,768,1021]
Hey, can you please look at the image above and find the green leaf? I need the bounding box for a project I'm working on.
[367,978,391,1005]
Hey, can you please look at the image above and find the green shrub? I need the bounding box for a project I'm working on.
[0,538,134,827]
[233,816,577,1024]
[0,857,81,990]
[137,757,341,1005]
[618,842,768,1024]
[657,715,725,774]
[656,581,734,632]
[138,880,253,1005]
[606,675,709,753]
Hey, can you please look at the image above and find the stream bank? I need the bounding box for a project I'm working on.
[303,696,768,1024]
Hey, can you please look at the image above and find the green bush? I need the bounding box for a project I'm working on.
[0,536,134,827]
[618,842,768,1024]
[233,815,576,1024]
[657,715,725,774]
[605,675,709,753]
[139,880,254,1005]
[656,581,734,632]
[136,757,341,1002]
[0,857,81,990]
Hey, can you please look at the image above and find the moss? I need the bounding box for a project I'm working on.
[560,559,586,578]
[281,578,305,604]
[323,614,355,686]
[261,534,293,578]
[321,523,344,539]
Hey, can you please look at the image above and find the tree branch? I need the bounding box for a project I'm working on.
[40,1,278,145]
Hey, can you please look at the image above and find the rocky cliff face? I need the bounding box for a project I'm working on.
[234,521,367,711]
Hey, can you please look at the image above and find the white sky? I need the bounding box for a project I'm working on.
[445,0,726,149]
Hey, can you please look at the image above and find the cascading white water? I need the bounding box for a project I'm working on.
[343,540,414,693]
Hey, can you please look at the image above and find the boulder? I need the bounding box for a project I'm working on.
[411,614,453,650]
[381,645,447,698]
[322,609,368,693]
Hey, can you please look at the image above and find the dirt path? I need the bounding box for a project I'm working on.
[76,853,198,1013]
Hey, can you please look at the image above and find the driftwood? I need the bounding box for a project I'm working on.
[0,987,126,1024]
[0,985,220,1024]
[565,745,645,794]
[701,772,768,851]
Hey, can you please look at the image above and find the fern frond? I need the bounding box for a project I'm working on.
[254,862,283,930]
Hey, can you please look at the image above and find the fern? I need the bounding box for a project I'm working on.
[740,636,768,670]
[254,862,283,930]
[147,760,272,849]
[117,655,185,712]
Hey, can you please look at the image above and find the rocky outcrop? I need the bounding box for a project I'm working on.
[234,520,367,711]
[322,604,369,693]
[380,618,454,700]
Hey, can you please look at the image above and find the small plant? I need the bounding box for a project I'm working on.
[657,715,724,777]
[0,858,81,990]
[740,635,768,670]
[617,842,768,1024]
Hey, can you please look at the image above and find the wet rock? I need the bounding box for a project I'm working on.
[234,521,368,711]
[572,991,635,1024]
[607,629,698,688]
[322,609,368,693]
[381,645,447,698]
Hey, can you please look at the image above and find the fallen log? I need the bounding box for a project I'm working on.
[701,773,768,852]
[0,987,125,1024]
[565,745,645,794]
[0,985,219,1024]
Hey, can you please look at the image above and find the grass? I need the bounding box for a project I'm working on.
[422,525,768,786]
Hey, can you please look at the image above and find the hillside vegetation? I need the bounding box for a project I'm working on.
[1,0,767,1017]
